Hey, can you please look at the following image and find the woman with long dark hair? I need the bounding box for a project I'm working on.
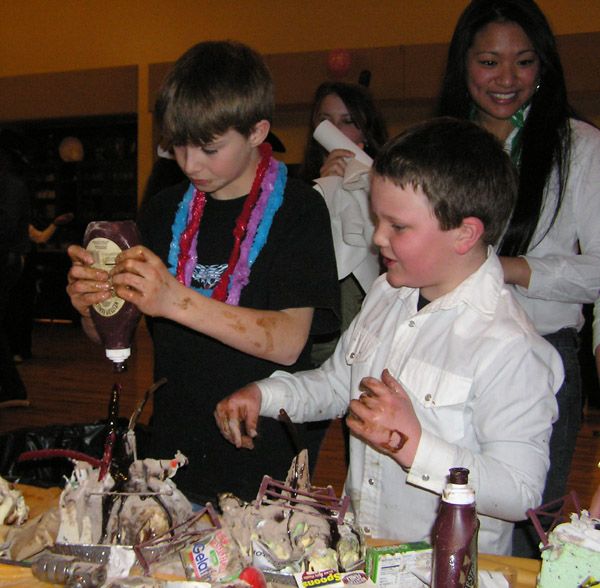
[438,0,600,556]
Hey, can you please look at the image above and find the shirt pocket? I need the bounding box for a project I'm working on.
[345,326,380,365]
[399,356,473,442]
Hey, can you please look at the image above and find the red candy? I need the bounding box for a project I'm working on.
[239,566,267,588]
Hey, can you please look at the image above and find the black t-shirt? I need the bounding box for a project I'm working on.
[138,176,340,503]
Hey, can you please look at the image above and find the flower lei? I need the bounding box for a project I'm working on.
[167,142,286,305]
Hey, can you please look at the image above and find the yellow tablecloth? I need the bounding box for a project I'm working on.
[0,556,542,587]
[479,553,540,587]
[0,485,541,587]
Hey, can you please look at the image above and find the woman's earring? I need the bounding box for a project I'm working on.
[535,80,541,92]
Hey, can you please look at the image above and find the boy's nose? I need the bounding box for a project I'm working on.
[372,224,385,248]
[180,151,205,177]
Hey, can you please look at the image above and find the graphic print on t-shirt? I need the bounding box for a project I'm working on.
[191,263,228,296]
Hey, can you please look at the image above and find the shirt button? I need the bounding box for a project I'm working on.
[408,320,416,327]
[424,393,432,402]
[363,526,371,534]
[422,474,430,482]
[368,478,375,486]
[349,352,356,359]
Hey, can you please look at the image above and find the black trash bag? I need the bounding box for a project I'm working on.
[0,419,151,487]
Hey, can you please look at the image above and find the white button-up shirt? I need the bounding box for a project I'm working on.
[505,119,600,338]
[259,251,562,555]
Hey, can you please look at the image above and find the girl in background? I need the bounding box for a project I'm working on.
[299,82,388,367]
[299,81,388,184]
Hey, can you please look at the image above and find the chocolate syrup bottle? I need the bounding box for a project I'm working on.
[431,467,479,588]
[83,220,142,372]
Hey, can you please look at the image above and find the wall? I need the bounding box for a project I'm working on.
[1,1,600,199]
[2,1,600,75]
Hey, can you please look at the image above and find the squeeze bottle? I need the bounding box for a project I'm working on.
[431,467,479,588]
[83,220,142,372]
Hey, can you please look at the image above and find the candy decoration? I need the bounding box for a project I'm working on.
[239,566,267,588]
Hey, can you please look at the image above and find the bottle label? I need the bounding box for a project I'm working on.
[464,529,478,588]
[86,237,125,317]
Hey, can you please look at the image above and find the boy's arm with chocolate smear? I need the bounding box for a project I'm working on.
[111,245,313,366]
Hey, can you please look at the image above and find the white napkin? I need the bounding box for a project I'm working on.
[313,164,379,292]
[313,120,373,167]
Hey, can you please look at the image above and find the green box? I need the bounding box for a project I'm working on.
[365,542,431,588]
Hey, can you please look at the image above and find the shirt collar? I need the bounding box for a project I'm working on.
[505,103,530,165]
[411,246,503,318]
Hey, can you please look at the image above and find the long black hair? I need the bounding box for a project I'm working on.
[438,0,576,256]
[298,82,388,183]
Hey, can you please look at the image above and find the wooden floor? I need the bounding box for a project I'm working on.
[2,320,600,507]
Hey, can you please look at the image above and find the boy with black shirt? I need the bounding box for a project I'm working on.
[67,41,339,504]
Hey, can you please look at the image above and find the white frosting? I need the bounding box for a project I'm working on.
[0,475,28,526]
[219,450,362,573]
[57,452,192,547]
[550,511,600,553]
[107,546,137,579]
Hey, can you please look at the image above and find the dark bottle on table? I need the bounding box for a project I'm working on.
[431,467,479,588]
[83,220,142,373]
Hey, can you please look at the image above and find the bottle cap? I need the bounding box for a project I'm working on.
[443,467,475,505]
[106,348,131,364]
[449,467,469,485]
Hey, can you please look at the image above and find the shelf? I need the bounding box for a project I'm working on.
[10,114,138,246]
[4,115,138,320]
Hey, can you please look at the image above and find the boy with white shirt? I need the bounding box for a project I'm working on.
[215,117,563,556]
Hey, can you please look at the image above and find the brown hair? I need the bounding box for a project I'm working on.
[156,41,273,146]
[373,118,517,246]
[298,81,388,182]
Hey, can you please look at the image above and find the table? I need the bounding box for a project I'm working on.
[479,553,540,587]
[0,485,541,587]
[0,556,542,587]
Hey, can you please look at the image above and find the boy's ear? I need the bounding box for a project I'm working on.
[249,120,271,147]
[455,216,485,255]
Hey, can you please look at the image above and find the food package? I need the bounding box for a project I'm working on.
[365,542,431,588]
[180,527,244,583]
[294,569,376,588]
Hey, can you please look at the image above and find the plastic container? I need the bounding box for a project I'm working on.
[431,467,479,588]
[31,553,107,587]
[83,220,142,372]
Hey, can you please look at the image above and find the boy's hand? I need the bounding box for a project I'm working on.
[214,384,262,449]
[66,244,111,318]
[110,245,182,317]
[347,369,421,467]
